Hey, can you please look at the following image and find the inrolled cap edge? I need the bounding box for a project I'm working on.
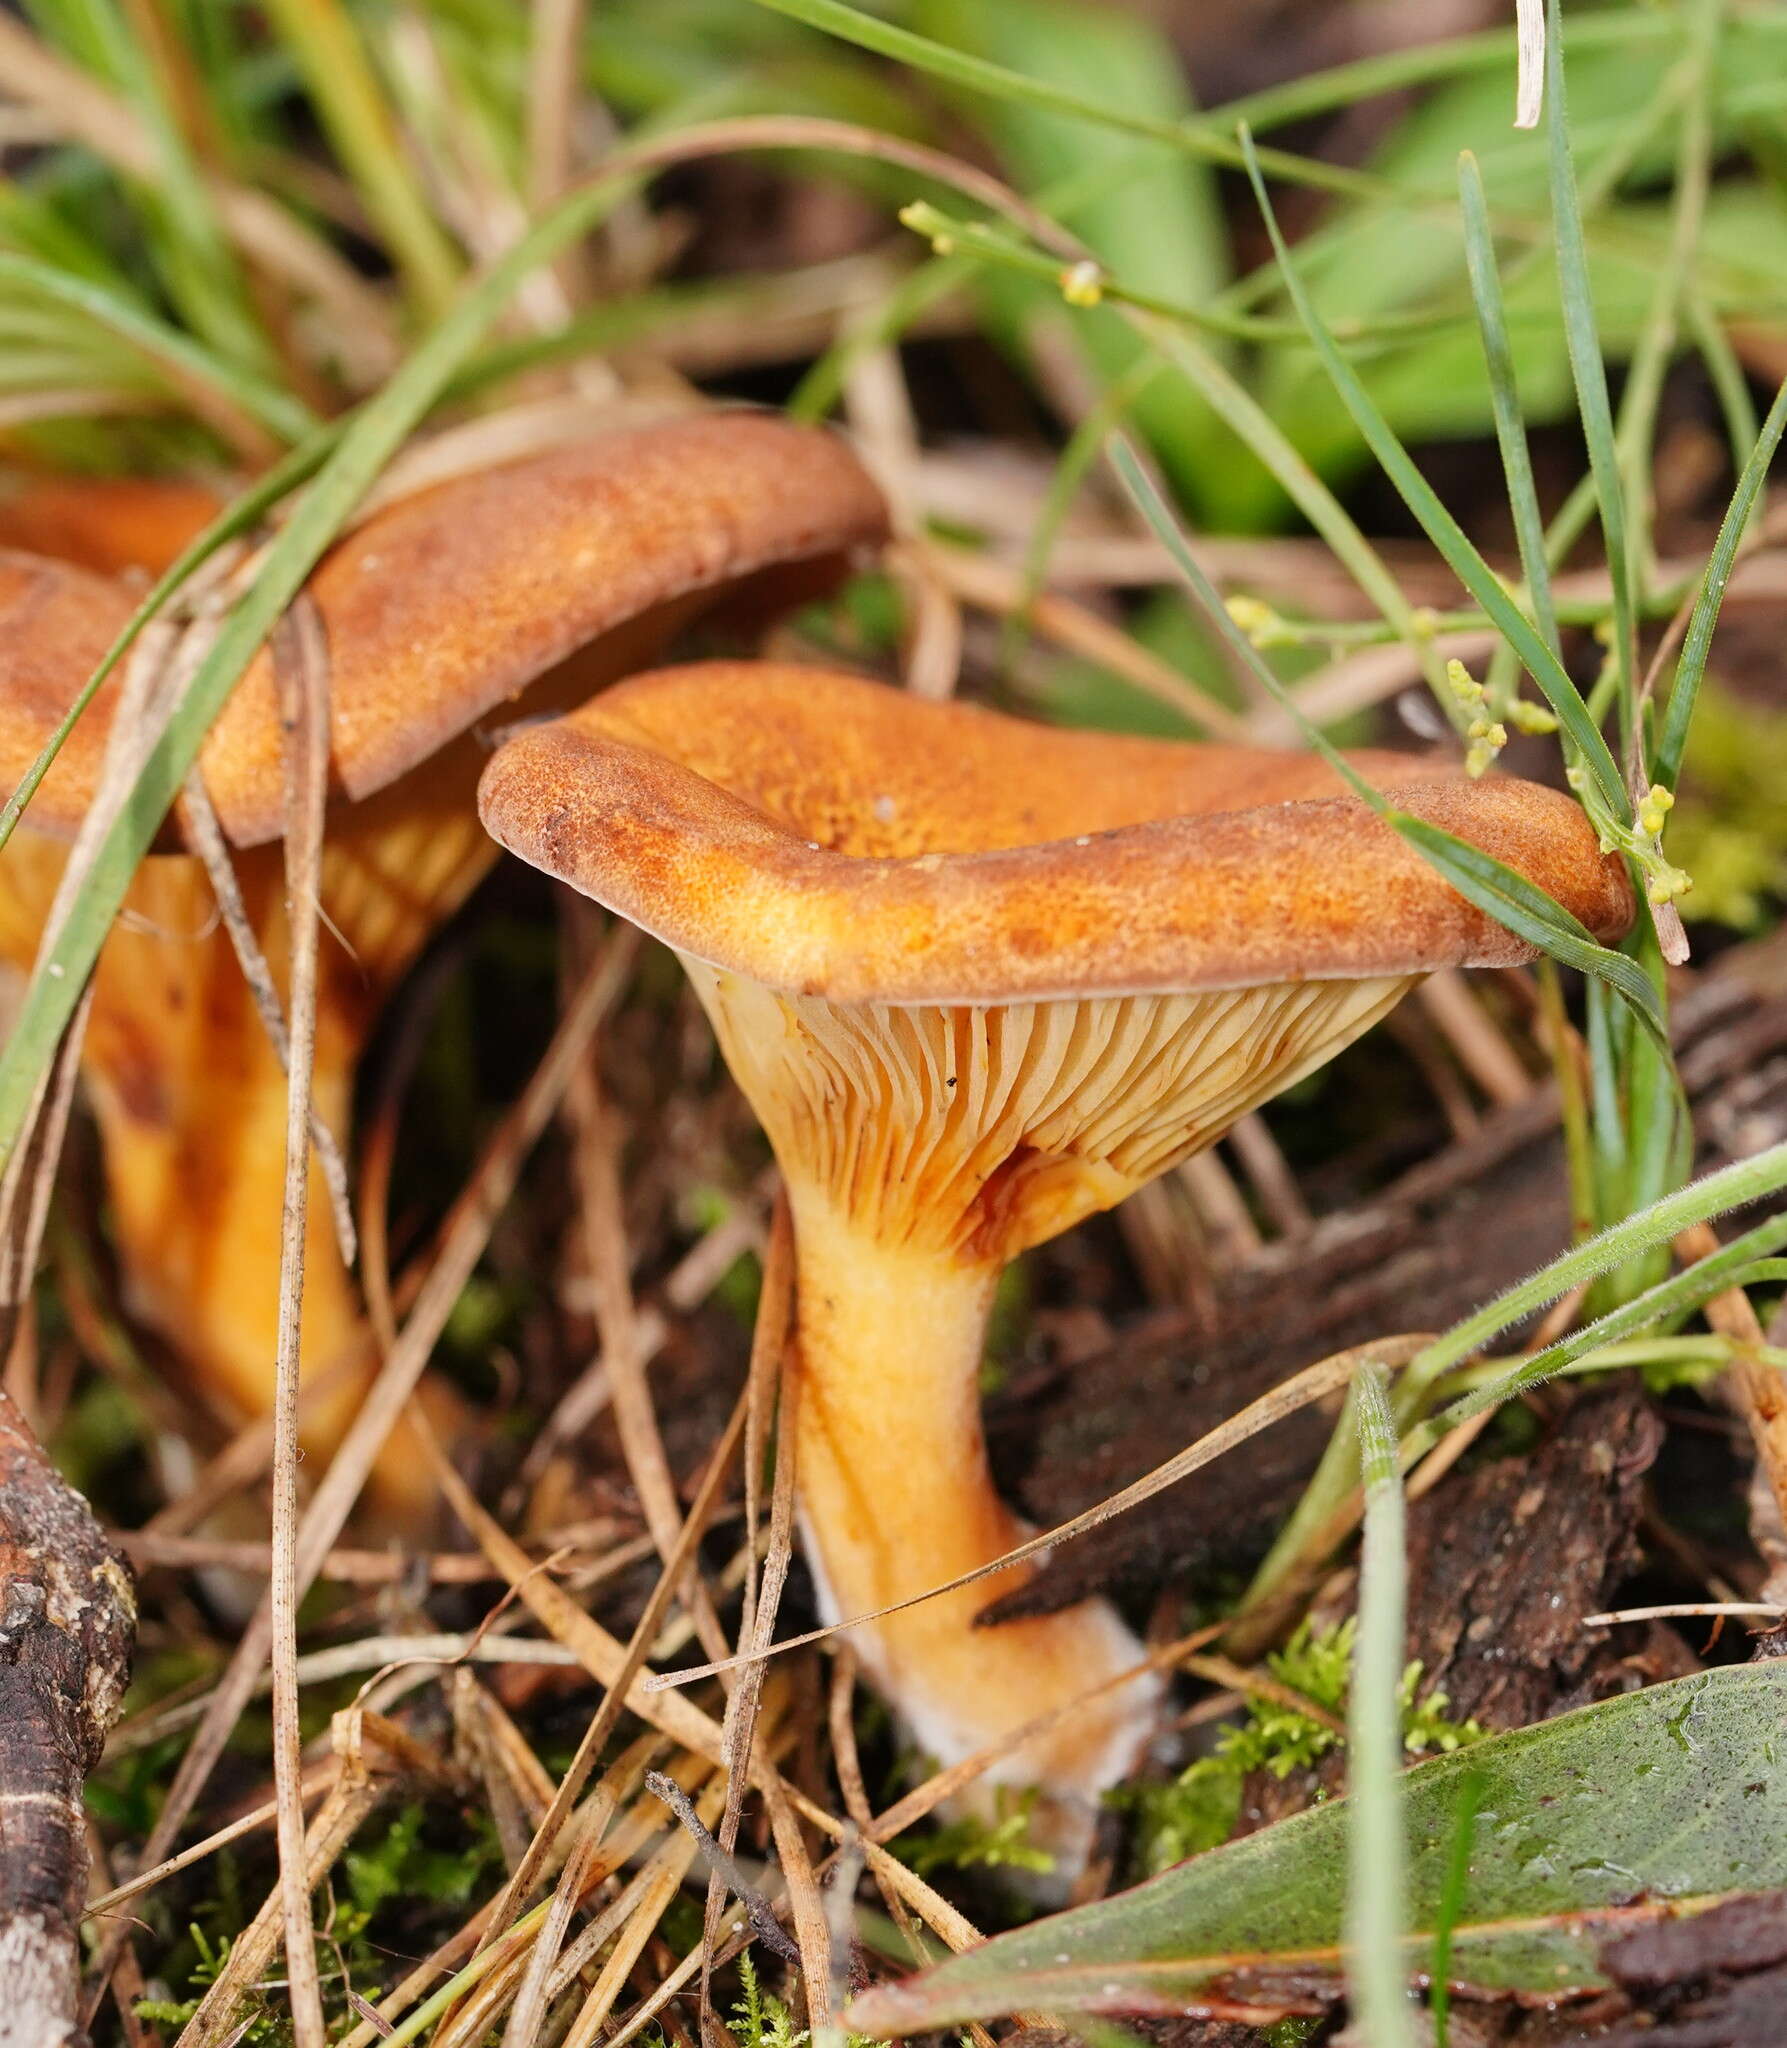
[476,704,1635,1006]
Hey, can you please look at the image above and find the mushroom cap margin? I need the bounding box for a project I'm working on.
[0,412,887,847]
[476,662,1636,1006]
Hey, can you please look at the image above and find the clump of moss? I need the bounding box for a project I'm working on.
[729,1954,882,2048]
[1122,1620,1484,1874]
[896,1782,1056,1879]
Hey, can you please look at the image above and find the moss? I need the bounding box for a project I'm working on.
[1119,1619,1485,1873]
[1666,683,1787,930]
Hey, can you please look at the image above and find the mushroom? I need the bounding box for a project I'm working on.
[477,660,1633,1824]
[0,416,886,1517]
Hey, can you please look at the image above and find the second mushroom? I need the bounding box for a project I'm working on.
[0,413,884,1519]
[479,661,1633,1838]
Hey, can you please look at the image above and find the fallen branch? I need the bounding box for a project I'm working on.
[0,1387,134,2048]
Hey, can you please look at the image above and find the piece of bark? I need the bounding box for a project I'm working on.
[1236,1385,1692,1837]
[1597,1890,1787,2046]
[987,965,1787,1621]
[1396,1385,1694,1729]
[0,1387,135,2048]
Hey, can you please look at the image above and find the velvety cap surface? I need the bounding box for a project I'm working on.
[478,661,1636,1002]
[0,551,141,829]
[1,413,886,844]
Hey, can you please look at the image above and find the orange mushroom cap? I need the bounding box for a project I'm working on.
[478,661,1633,1003]
[0,420,885,1526]
[1,411,887,846]
[0,472,221,577]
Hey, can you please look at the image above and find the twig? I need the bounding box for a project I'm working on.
[646,1771,800,1967]
[178,769,355,1265]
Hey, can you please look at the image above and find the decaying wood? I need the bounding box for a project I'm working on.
[0,1386,134,2048]
[1231,1384,1694,1838]
[1598,1888,1787,2046]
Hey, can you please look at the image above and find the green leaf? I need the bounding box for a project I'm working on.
[847,1667,1787,2030]
[909,0,1234,516]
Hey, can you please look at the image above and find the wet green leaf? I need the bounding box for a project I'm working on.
[849,1667,1787,2031]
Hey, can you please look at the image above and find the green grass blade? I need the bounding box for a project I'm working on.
[1654,372,1787,788]
[0,435,336,854]
[0,151,656,1169]
[1112,440,1665,1049]
[1413,1143,1787,1403]
[1234,125,1628,821]
[1217,10,1671,134]
[1431,1205,1787,1429]
[1347,1363,1417,2048]
[1385,819,1664,1046]
[0,250,317,444]
[1245,1142,1787,1617]
[26,0,276,376]
[261,0,462,320]
[740,0,1389,205]
[1458,151,1559,655]
[1542,0,1634,738]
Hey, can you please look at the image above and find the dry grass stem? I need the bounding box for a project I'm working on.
[1415,968,1533,1107]
[1675,1220,1787,1578]
[83,930,637,2020]
[269,595,333,2048]
[178,768,356,1264]
[562,900,732,1670]
[0,16,396,383]
[114,1524,634,1583]
[865,1624,1222,1845]
[438,1374,750,1977]
[916,537,1252,739]
[1226,1114,1313,1237]
[704,1199,797,2023]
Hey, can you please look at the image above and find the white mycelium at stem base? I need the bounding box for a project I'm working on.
[685,957,1417,1807]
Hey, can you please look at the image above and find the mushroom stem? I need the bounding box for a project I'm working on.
[1,833,459,1523]
[783,1175,1159,1811]
[83,904,368,1456]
